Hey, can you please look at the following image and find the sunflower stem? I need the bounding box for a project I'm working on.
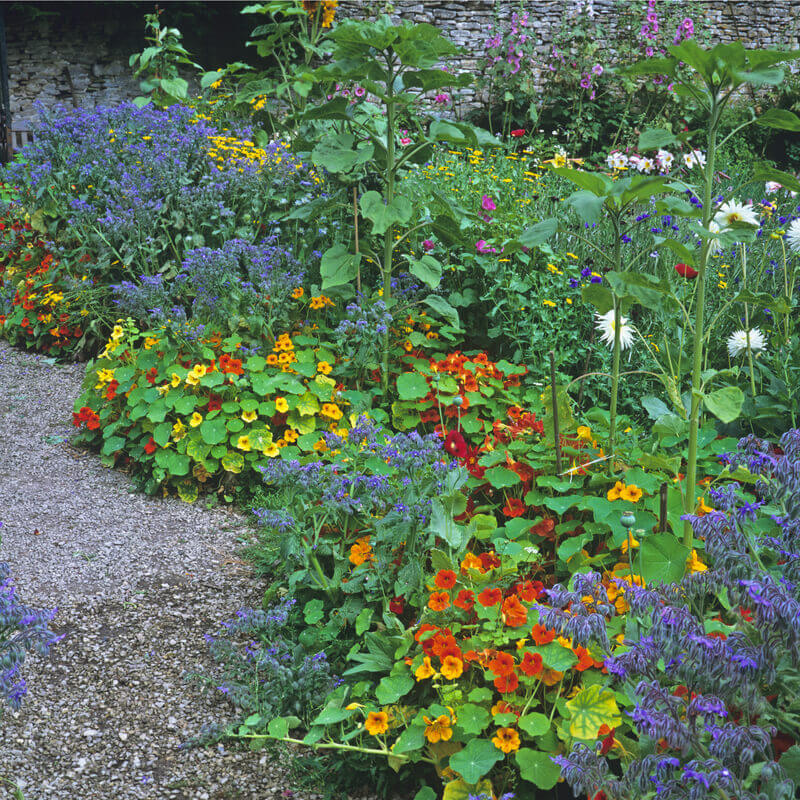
[684,101,718,548]
[607,214,622,475]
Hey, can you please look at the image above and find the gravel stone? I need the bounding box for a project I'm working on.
[0,342,337,799]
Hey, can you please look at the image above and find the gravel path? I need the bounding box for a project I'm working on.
[0,341,315,800]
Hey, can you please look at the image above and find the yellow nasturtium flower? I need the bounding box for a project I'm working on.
[189,412,203,428]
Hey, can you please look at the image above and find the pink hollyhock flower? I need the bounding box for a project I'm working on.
[422,239,435,251]
[481,195,496,212]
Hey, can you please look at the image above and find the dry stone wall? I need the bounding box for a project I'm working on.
[6,0,800,140]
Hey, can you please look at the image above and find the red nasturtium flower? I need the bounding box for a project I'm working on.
[494,671,519,693]
[143,436,157,455]
[104,380,119,400]
[207,394,222,411]
[531,623,556,645]
[434,569,457,589]
[443,429,468,458]
[511,129,526,137]
[532,517,556,537]
[501,595,529,627]
[389,596,405,615]
[502,496,526,518]
[674,262,698,279]
[477,587,503,607]
[519,651,543,676]
[478,551,501,571]
[428,591,451,611]
[515,580,545,602]
[454,589,475,612]
[488,651,516,677]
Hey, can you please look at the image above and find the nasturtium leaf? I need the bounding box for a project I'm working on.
[515,748,561,789]
[375,674,414,704]
[441,779,493,800]
[639,533,690,585]
[531,642,578,672]
[566,684,622,740]
[412,788,436,800]
[396,372,430,401]
[392,724,426,754]
[484,466,520,489]
[200,418,227,445]
[221,451,244,473]
[173,395,196,415]
[448,738,504,784]
[455,703,491,735]
[153,422,172,447]
[312,705,355,726]
[468,687,493,704]
[295,391,320,417]
[176,482,198,503]
[517,712,550,737]
[101,435,126,455]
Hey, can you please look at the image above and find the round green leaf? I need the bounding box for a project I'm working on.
[448,738,504,784]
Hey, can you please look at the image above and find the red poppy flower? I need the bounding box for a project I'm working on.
[144,436,157,454]
[511,129,526,137]
[477,587,502,607]
[389,596,405,615]
[454,589,474,612]
[674,262,698,279]
[434,569,457,589]
[493,671,519,693]
[501,595,528,627]
[443,429,468,458]
[502,497,526,518]
[519,651,543,676]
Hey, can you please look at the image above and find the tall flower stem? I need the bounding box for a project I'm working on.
[740,243,757,398]
[608,214,623,474]
[381,56,396,393]
[683,102,719,547]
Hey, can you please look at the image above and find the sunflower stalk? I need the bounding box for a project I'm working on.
[607,213,623,474]
[683,98,719,547]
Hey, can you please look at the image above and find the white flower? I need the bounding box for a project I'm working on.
[786,219,800,254]
[606,150,628,170]
[706,219,725,252]
[714,199,759,228]
[656,149,674,172]
[595,309,635,350]
[765,180,782,194]
[683,149,706,168]
[727,328,766,358]
[637,157,655,173]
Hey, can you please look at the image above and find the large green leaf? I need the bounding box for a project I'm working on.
[396,372,429,401]
[517,713,550,737]
[200,418,227,445]
[566,685,622,740]
[755,108,800,131]
[566,190,604,223]
[551,167,611,197]
[638,127,677,151]
[704,386,744,424]
[752,162,800,194]
[518,218,558,248]
[312,133,373,174]
[484,466,520,489]
[639,532,690,585]
[320,244,360,290]
[423,295,461,329]
[455,703,491,736]
[515,748,561,789]
[408,255,442,288]
[360,191,413,235]
[448,739,504,784]
[375,675,414,704]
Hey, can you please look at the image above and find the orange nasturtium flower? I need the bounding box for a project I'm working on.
[364,711,389,736]
[620,484,643,502]
[428,591,450,611]
[423,715,453,743]
[349,536,373,566]
[492,727,521,753]
[415,656,436,681]
[434,569,457,589]
[440,655,464,681]
[501,595,528,628]
[607,481,625,501]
